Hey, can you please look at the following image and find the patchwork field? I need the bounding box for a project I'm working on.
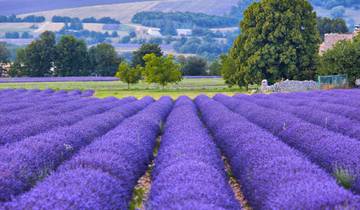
[17,0,238,24]
[0,0,152,16]
[1,88,360,209]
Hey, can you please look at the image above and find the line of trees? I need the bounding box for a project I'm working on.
[132,11,238,29]
[5,32,33,39]
[177,56,220,76]
[3,39,184,88]
[52,16,120,24]
[9,31,121,77]
[0,43,10,77]
[0,15,45,23]
[317,17,349,40]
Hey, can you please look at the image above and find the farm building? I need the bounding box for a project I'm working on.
[319,25,360,54]
[176,29,192,36]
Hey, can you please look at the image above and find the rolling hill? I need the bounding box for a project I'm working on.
[0,0,151,16]
[6,0,358,25]
[15,0,239,24]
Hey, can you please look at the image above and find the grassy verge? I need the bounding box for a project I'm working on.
[0,78,250,99]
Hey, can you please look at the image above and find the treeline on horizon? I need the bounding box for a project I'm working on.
[0,15,45,23]
[52,16,120,24]
[0,33,221,78]
[131,11,239,29]
[6,32,121,77]
[0,14,120,24]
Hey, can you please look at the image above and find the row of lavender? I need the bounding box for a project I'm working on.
[0,88,95,100]
[1,89,360,209]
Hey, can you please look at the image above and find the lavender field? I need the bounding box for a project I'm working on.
[1,88,360,209]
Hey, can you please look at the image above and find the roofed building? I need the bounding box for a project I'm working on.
[319,25,360,55]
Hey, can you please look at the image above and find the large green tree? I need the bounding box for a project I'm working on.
[142,53,182,87]
[180,56,208,76]
[54,35,89,76]
[132,44,163,67]
[0,42,10,77]
[225,0,321,87]
[208,59,222,76]
[9,48,28,77]
[88,43,121,76]
[319,35,360,86]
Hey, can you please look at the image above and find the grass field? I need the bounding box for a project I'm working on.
[0,78,247,99]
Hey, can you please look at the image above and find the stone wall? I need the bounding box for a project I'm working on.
[260,79,319,93]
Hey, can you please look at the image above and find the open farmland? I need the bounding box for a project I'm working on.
[1,88,360,209]
[0,0,152,16]
[0,78,242,99]
[17,0,239,24]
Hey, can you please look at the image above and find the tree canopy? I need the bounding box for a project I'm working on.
[0,15,45,23]
[88,43,121,76]
[0,43,10,77]
[224,0,321,87]
[142,53,182,87]
[115,62,142,89]
[209,59,222,76]
[317,17,348,40]
[132,11,238,29]
[11,31,56,77]
[179,56,208,76]
[54,35,89,76]
[132,44,163,67]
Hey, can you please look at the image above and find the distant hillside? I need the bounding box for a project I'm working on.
[0,0,151,15]
[15,0,239,24]
[10,0,359,25]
